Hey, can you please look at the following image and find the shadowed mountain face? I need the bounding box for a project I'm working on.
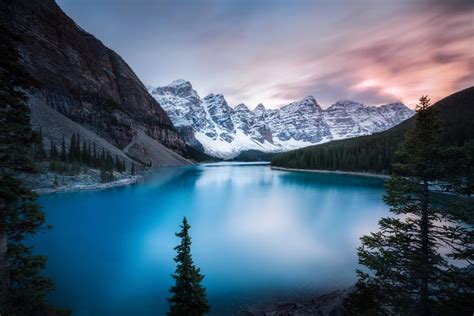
[0,0,188,165]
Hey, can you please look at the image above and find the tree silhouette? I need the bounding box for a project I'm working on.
[168,217,209,316]
[0,25,65,315]
[344,96,474,315]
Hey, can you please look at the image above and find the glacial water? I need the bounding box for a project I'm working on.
[35,162,389,315]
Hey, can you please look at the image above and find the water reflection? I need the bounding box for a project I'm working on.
[35,163,389,315]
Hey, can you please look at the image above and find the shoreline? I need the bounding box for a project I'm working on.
[33,174,143,195]
[239,288,351,315]
[33,164,389,195]
[270,166,390,179]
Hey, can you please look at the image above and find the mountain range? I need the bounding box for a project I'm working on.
[150,80,415,158]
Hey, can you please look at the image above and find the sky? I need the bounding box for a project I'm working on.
[57,0,473,109]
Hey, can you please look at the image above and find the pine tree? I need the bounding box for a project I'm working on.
[168,217,209,316]
[75,134,81,163]
[60,136,67,162]
[81,140,87,164]
[114,154,121,173]
[106,151,114,172]
[344,96,473,315]
[32,128,47,161]
[100,166,112,183]
[92,143,97,168]
[100,166,107,183]
[0,25,62,314]
[68,134,75,163]
[49,139,58,161]
[130,162,136,176]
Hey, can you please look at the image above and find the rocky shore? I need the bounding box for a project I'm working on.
[238,288,350,316]
[19,164,145,195]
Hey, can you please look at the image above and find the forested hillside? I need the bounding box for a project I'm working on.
[271,87,474,173]
[231,150,277,162]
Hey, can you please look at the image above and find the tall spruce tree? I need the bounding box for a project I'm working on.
[49,139,58,161]
[92,143,98,168]
[114,154,122,173]
[81,140,88,164]
[60,136,67,162]
[168,217,209,316]
[344,96,473,315]
[130,162,136,176]
[67,134,75,163]
[0,24,64,314]
[32,128,46,162]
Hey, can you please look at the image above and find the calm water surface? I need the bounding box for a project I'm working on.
[35,162,389,315]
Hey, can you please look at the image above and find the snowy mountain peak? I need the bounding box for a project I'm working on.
[255,103,266,111]
[170,79,191,86]
[329,100,366,110]
[203,93,227,103]
[334,100,364,106]
[284,95,321,112]
[235,103,250,112]
[253,103,267,120]
[295,95,318,106]
[303,95,317,103]
[149,79,415,158]
[150,79,198,101]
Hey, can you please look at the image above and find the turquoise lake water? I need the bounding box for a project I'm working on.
[35,162,389,315]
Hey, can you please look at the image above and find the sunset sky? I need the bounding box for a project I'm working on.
[57,0,473,109]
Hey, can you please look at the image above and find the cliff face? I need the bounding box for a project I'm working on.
[1,0,186,155]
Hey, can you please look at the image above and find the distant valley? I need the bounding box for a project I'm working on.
[150,80,414,158]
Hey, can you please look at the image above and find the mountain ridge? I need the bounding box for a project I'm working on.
[150,80,414,158]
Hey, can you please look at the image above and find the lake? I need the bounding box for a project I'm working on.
[35,162,389,315]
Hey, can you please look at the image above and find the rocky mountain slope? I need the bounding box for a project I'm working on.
[150,80,414,158]
[1,0,190,167]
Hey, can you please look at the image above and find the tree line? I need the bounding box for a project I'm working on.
[33,132,137,183]
[272,129,402,172]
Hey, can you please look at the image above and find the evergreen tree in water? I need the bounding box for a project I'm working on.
[168,217,209,316]
[344,96,473,315]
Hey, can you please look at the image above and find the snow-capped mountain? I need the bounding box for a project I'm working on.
[149,80,415,158]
